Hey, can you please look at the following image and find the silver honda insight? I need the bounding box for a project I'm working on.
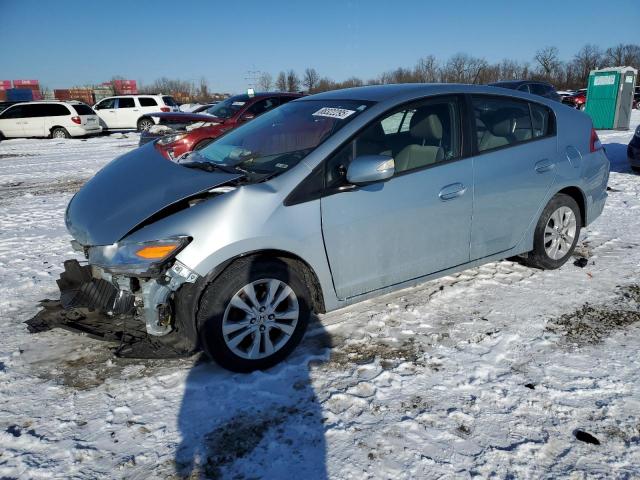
[62,84,609,371]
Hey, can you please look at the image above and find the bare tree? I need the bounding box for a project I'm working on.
[303,68,320,92]
[441,53,487,83]
[573,44,602,85]
[286,70,300,92]
[275,71,287,91]
[257,72,273,91]
[534,46,561,79]
[413,55,439,83]
[604,44,640,68]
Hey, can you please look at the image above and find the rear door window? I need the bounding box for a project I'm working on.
[117,98,135,108]
[139,97,158,107]
[529,83,547,96]
[472,96,533,152]
[47,104,72,116]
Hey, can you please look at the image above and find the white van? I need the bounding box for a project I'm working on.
[0,101,102,139]
[93,95,179,131]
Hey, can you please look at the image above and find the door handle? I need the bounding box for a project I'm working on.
[439,183,466,201]
[535,159,555,173]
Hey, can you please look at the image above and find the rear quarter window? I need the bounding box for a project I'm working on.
[530,103,556,138]
[162,96,177,107]
[71,104,95,115]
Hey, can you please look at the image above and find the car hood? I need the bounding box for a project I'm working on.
[66,142,243,246]
[149,112,222,123]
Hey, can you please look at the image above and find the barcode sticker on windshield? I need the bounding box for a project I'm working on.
[312,107,356,120]
[232,101,246,106]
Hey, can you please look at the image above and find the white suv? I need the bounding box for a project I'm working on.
[93,95,179,131]
[0,101,102,140]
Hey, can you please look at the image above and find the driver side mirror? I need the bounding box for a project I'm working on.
[347,155,395,185]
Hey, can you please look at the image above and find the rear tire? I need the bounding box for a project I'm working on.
[197,257,311,372]
[525,193,581,270]
[51,127,70,139]
[137,117,154,131]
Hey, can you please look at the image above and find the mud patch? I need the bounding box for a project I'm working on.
[29,344,174,390]
[0,152,40,159]
[547,285,640,346]
[330,337,422,369]
[0,178,87,200]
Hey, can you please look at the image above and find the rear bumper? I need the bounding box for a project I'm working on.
[68,125,103,137]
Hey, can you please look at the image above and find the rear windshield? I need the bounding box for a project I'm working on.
[72,104,95,115]
[162,96,177,107]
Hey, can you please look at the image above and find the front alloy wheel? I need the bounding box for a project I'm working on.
[197,257,311,372]
[222,279,299,360]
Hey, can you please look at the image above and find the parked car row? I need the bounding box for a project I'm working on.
[0,101,101,139]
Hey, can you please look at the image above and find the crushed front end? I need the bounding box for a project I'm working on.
[58,237,199,337]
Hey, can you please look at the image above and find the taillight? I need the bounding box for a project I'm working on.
[71,116,81,124]
[160,107,170,112]
[590,128,602,153]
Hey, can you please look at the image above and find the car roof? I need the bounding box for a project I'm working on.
[226,92,303,102]
[489,80,553,87]
[302,83,558,103]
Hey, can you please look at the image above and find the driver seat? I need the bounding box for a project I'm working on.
[395,112,444,172]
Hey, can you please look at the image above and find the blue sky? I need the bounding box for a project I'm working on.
[2,0,638,92]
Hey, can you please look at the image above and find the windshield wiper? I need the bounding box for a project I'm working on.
[181,161,236,174]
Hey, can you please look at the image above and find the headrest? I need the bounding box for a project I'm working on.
[410,112,442,140]
[490,117,516,137]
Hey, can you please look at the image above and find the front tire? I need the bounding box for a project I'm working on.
[525,194,581,270]
[197,257,311,372]
[51,127,70,139]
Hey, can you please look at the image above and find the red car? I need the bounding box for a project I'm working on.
[562,90,587,111]
[140,92,303,159]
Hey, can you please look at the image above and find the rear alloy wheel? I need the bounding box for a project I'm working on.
[51,127,70,139]
[525,194,581,270]
[137,118,154,131]
[197,257,311,372]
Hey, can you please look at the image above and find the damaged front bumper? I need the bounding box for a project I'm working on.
[57,256,199,337]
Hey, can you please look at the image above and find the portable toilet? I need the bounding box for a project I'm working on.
[585,66,637,130]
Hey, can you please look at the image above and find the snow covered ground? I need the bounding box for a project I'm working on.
[0,113,639,479]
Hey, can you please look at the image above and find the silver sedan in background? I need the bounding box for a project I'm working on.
[61,84,610,371]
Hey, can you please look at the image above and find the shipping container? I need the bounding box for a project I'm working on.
[0,91,6,101]
[0,80,11,88]
[54,89,71,100]
[12,79,39,87]
[7,88,34,101]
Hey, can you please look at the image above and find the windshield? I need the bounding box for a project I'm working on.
[195,99,372,178]
[204,95,250,119]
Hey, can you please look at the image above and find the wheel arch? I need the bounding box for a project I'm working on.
[556,186,586,226]
[201,249,326,314]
